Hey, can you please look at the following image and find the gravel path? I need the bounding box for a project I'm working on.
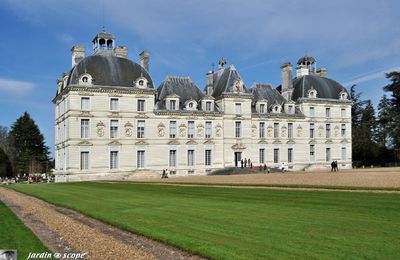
[0,187,203,260]
[145,168,400,188]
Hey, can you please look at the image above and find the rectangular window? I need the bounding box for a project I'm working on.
[235,121,241,138]
[260,104,265,113]
[310,145,315,162]
[80,151,89,170]
[169,150,177,167]
[187,150,195,166]
[110,98,119,111]
[310,107,315,117]
[259,122,265,138]
[259,148,265,164]
[188,121,195,138]
[274,123,279,138]
[205,121,212,138]
[235,103,242,114]
[206,101,212,111]
[288,148,293,163]
[170,100,177,110]
[205,149,212,166]
[137,99,145,112]
[137,150,145,169]
[274,148,279,163]
[110,151,118,169]
[310,123,315,138]
[326,107,331,117]
[80,119,89,139]
[326,124,331,138]
[110,120,119,138]
[341,147,346,160]
[169,121,177,138]
[288,123,293,139]
[341,124,346,137]
[326,147,331,161]
[341,108,346,118]
[81,97,90,110]
[137,120,145,138]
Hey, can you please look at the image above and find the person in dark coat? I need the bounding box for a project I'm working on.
[241,159,244,168]
[331,161,335,172]
[248,158,251,168]
[244,158,247,168]
[263,163,267,173]
[335,161,339,172]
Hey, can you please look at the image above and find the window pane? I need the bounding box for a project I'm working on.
[259,148,265,164]
[80,151,89,170]
[137,120,145,138]
[169,150,177,167]
[137,100,145,112]
[110,120,118,138]
[235,103,241,114]
[188,150,194,166]
[235,121,241,138]
[169,121,176,138]
[205,121,212,138]
[110,98,119,111]
[205,149,212,166]
[81,119,89,138]
[288,148,293,163]
[137,151,145,169]
[288,123,293,139]
[81,97,90,110]
[274,123,279,138]
[110,151,118,169]
[326,148,331,161]
[188,121,195,138]
[259,122,265,138]
[274,148,279,163]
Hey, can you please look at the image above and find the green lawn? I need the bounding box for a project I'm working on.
[10,182,400,259]
[0,200,50,259]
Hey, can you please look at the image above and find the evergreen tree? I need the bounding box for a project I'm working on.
[383,71,400,149]
[8,112,50,176]
[350,84,366,127]
[377,94,392,147]
[0,126,13,177]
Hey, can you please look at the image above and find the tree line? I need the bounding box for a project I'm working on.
[351,71,400,167]
[0,112,51,177]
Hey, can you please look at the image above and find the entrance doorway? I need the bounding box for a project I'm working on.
[234,152,242,167]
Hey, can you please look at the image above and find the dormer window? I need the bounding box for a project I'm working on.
[260,104,265,113]
[272,104,281,113]
[288,105,294,114]
[185,100,197,111]
[170,100,177,110]
[339,90,348,100]
[135,77,148,89]
[308,87,317,98]
[206,102,212,111]
[79,74,92,85]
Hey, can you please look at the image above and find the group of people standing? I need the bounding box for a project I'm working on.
[331,161,339,172]
[240,158,253,168]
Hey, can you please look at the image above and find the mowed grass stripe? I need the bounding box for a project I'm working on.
[10,182,400,260]
[0,199,50,259]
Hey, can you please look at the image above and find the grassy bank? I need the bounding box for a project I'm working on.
[0,199,50,259]
[10,182,400,259]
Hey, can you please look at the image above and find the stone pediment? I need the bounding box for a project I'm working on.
[204,140,214,145]
[124,121,133,127]
[77,140,93,146]
[108,140,121,146]
[135,113,149,119]
[325,139,333,144]
[232,143,246,150]
[168,140,180,145]
[135,140,148,145]
[341,139,349,144]
[258,139,268,144]
[309,139,317,145]
[79,111,94,117]
[273,140,282,144]
[108,112,121,118]
[287,139,296,144]
[108,92,122,97]
[186,140,198,145]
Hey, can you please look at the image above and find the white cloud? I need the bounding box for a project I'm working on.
[0,78,36,96]
[342,66,400,87]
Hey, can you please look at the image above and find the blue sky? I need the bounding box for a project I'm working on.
[0,0,399,158]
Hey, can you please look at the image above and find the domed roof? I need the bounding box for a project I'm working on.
[68,55,154,88]
[297,55,316,65]
[292,75,348,100]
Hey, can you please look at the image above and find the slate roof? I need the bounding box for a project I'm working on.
[211,65,249,98]
[156,76,205,110]
[67,55,154,88]
[250,83,286,105]
[292,75,348,100]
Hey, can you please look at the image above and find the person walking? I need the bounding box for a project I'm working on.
[244,158,247,168]
[241,159,244,168]
[263,163,267,173]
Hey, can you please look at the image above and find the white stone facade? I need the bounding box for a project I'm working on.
[53,33,352,182]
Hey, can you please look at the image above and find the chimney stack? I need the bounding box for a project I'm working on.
[140,50,150,71]
[206,71,214,96]
[281,63,293,100]
[114,46,128,58]
[71,45,85,68]
[316,68,328,77]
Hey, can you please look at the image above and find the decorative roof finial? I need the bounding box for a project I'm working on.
[218,57,227,68]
